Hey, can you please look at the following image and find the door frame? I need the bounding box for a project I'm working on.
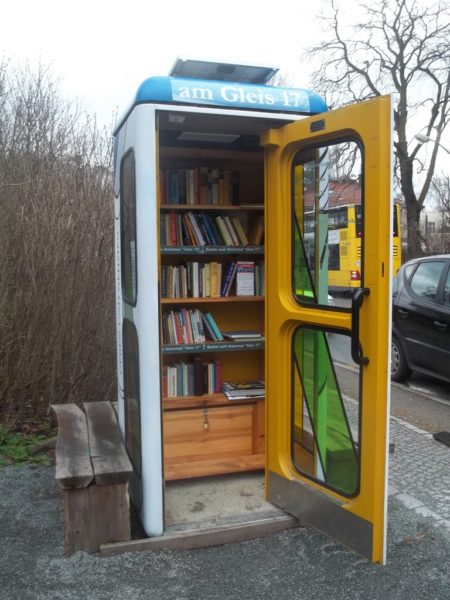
[262,95,393,563]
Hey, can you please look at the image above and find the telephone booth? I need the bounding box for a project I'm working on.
[113,58,392,562]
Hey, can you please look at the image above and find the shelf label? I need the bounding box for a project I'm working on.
[161,245,264,255]
[163,340,265,354]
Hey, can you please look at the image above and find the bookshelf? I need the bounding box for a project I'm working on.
[159,146,265,480]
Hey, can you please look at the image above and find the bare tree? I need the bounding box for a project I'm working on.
[0,60,115,429]
[422,172,450,252]
[307,0,450,258]
[432,172,450,216]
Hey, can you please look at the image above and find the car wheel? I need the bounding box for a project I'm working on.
[391,337,411,382]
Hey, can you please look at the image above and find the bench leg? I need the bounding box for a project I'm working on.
[63,483,130,555]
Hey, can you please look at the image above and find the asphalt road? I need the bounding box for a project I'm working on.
[1,465,449,600]
[328,331,450,433]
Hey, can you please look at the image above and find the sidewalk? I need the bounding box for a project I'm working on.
[389,416,449,526]
[0,413,449,600]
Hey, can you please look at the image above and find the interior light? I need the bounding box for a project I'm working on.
[168,114,186,124]
[177,132,240,143]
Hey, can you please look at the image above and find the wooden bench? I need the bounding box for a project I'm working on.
[51,401,132,555]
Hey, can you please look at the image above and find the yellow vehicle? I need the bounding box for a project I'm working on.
[304,203,401,293]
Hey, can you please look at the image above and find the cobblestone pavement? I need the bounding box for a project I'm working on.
[389,415,450,527]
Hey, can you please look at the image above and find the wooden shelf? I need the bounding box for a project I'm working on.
[164,454,265,481]
[160,204,264,211]
[160,144,266,482]
[162,340,264,354]
[163,393,264,411]
[161,245,264,255]
[161,296,264,304]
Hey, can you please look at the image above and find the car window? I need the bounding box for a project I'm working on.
[409,261,446,303]
[443,268,450,307]
[392,274,399,299]
[404,264,415,281]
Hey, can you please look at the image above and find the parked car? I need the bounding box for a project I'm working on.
[391,254,450,382]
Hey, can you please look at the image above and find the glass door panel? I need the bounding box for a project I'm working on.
[293,328,359,497]
[293,141,363,306]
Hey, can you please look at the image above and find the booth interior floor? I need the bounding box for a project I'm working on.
[164,471,287,532]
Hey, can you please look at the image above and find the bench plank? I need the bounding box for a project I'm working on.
[84,401,132,485]
[51,404,94,489]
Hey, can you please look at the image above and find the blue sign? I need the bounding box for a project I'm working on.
[134,76,328,115]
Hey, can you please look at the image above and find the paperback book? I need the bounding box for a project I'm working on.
[222,379,265,400]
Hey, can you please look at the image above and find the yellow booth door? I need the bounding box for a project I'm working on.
[261,96,392,563]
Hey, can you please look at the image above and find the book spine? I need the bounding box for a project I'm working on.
[224,216,240,246]
[205,312,223,341]
[168,170,179,204]
[187,363,194,396]
[199,167,209,205]
[215,216,233,246]
[214,359,221,393]
[200,212,218,245]
[232,170,240,205]
[236,261,255,296]
[202,312,217,341]
[221,261,237,296]
[206,213,224,245]
[232,217,248,245]
[161,366,168,397]
[187,211,206,245]
[194,357,203,396]
[210,262,219,298]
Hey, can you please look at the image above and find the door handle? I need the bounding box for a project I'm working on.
[351,287,370,366]
[434,320,447,331]
[398,309,409,318]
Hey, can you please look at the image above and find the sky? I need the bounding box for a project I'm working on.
[2,0,327,128]
[2,0,449,173]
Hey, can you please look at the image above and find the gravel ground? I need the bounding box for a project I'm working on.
[1,465,449,600]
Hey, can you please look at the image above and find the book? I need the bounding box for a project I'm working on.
[236,261,255,296]
[167,170,180,204]
[222,330,263,340]
[193,357,204,396]
[210,262,220,297]
[211,169,220,205]
[220,261,238,296]
[202,312,218,341]
[187,211,206,245]
[205,213,225,245]
[248,215,264,245]
[199,167,209,204]
[214,359,221,393]
[224,216,240,246]
[222,379,265,400]
[215,215,234,246]
[232,217,248,245]
[232,170,240,205]
[204,312,224,341]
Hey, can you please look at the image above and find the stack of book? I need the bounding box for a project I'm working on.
[220,261,264,296]
[161,262,223,298]
[163,358,222,397]
[222,331,264,342]
[160,211,250,247]
[222,380,265,400]
[161,167,240,206]
[162,309,223,345]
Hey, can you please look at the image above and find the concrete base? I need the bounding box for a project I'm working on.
[101,472,301,556]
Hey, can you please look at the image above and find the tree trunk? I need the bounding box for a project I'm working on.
[405,195,423,259]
